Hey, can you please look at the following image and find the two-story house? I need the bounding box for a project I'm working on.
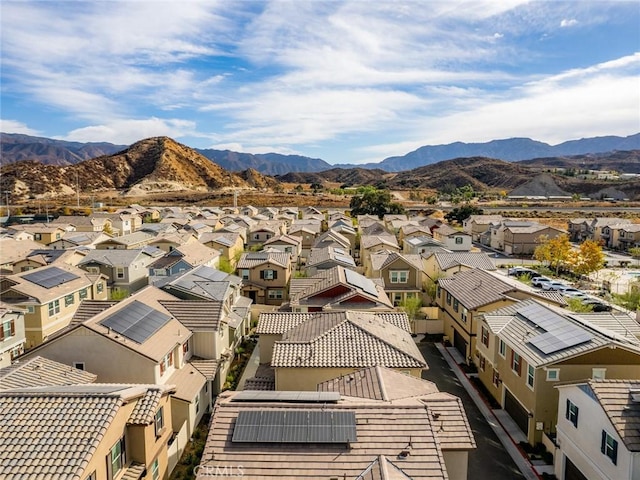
[95,231,157,250]
[0,264,108,348]
[0,302,26,368]
[48,231,113,250]
[7,223,67,245]
[463,215,504,242]
[369,252,424,307]
[236,251,292,305]
[148,242,220,279]
[263,234,303,264]
[360,234,400,276]
[555,379,640,480]
[593,218,632,247]
[610,224,640,251]
[306,246,357,276]
[476,300,640,446]
[432,224,472,251]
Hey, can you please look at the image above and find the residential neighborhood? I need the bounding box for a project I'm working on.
[0,205,639,480]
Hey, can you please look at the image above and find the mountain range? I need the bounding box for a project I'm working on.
[2,132,639,174]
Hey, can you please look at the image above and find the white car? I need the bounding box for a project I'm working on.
[561,288,588,299]
[531,277,552,288]
[542,281,566,291]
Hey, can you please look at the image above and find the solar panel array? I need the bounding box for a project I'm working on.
[232,410,357,444]
[100,300,172,344]
[334,254,356,266]
[232,391,340,403]
[344,269,378,296]
[23,266,80,289]
[518,302,593,355]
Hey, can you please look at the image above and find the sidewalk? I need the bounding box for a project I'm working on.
[436,343,540,480]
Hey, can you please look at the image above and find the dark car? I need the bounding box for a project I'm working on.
[581,298,613,312]
[507,267,542,278]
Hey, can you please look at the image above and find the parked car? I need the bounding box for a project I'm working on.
[542,281,567,291]
[532,276,552,288]
[508,267,542,278]
[581,298,613,312]
[561,288,588,299]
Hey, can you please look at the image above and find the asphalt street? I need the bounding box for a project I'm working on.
[419,342,527,480]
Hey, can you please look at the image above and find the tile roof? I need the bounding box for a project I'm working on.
[271,311,426,369]
[0,384,171,480]
[588,379,640,451]
[263,234,302,247]
[70,300,119,325]
[360,234,400,250]
[438,268,515,309]
[370,252,424,273]
[257,311,411,335]
[236,251,291,269]
[0,356,97,390]
[198,392,450,480]
[159,300,225,331]
[0,238,46,265]
[79,248,149,267]
[166,362,207,402]
[431,252,497,271]
[307,246,356,268]
[128,388,163,425]
[190,358,221,380]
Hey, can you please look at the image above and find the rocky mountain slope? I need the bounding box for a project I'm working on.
[519,149,640,173]
[196,149,331,174]
[0,133,126,166]
[0,137,275,199]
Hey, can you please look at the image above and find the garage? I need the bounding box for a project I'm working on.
[564,456,589,480]
[453,328,468,360]
[504,388,529,437]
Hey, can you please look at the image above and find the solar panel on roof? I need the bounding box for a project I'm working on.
[23,266,80,289]
[100,300,171,344]
[344,269,378,296]
[519,302,593,355]
[334,254,356,266]
[232,391,341,403]
[232,410,356,444]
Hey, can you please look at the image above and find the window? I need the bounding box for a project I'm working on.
[48,299,60,316]
[73,362,85,371]
[511,351,522,376]
[240,269,249,280]
[260,269,277,280]
[34,233,42,240]
[151,459,160,480]
[479,354,486,371]
[0,320,15,340]
[56,233,61,240]
[492,371,500,387]
[546,369,559,381]
[267,290,284,300]
[601,430,618,465]
[455,237,463,244]
[87,266,100,274]
[393,293,402,306]
[97,282,104,293]
[65,294,75,307]
[107,437,125,480]
[436,285,441,297]
[116,267,125,279]
[253,234,260,240]
[195,393,200,414]
[499,340,506,358]
[453,299,459,312]
[592,368,606,380]
[446,292,452,306]
[27,305,35,314]
[481,327,489,347]
[154,268,166,276]
[390,270,408,283]
[461,306,468,323]
[182,341,189,355]
[527,365,535,389]
[565,399,579,427]
[155,407,165,437]
[85,471,97,480]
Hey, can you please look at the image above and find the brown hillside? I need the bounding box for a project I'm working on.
[0,137,275,200]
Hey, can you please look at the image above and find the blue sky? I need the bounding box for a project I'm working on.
[1,1,639,165]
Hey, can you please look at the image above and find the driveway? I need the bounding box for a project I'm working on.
[419,342,526,480]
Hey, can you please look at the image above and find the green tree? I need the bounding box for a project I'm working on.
[613,281,640,311]
[566,297,594,313]
[399,296,422,323]
[629,246,640,266]
[444,205,483,224]
[294,184,304,192]
[534,234,573,275]
[349,189,405,219]
[217,257,235,274]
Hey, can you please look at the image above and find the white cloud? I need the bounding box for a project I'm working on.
[0,119,40,135]
[560,18,578,28]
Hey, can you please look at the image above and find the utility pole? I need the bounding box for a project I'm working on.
[2,191,9,217]
[76,170,80,208]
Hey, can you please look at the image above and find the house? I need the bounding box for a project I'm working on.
[318,366,477,480]
[463,214,503,242]
[256,310,427,390]
[148,242,220,279]
[555,379,640,480]
[610,224,640,251]
[370,251,424,307]
[95,230,157,250]
[329,223,358,252]
[568,218,592,243]
[423,251,496,281]
[403,235,448,255]
[398,224,433,244]
[306,245,357,275]
[592,218,632,247]
[0,238,45,274]
[148,232,197,252]
[360,234,400,276]
[313,229,352,252]
[0,264,108,348]
[288,226,318,261]
[0,303,26,368]
[437,268,565,363]
[236,251,292,305]
[288,265,394,312]
[263,233,303,263]
[476,299,640,445]
[52,214,114,233]
[247,222,286,247]
[155,265,251,340]
[11,248,84,273]
[79,247,164,295]
[48,231,113,249]
[198,231,244,266]
[197,388,462,480]
[7,223,67,245]
[92,211,143,235]
[432,224,472,251]
[0,383,174,480]
[0,355,97,389]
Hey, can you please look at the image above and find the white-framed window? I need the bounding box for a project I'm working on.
[390,270,408,283]
[455,237,463,244]
[97,282,104,293]
[492,370,500,387]
[511,351,522,376]
[116,267,125,279]
[267,290,284,300]
[546,368,559,381]
[73,362,85,371]
[481,326,489,347]
[87,266,100,274]
[27,305,35,314]
[260,269,277,280]
[85,470,97,480]
[393,293,402,306]
[155,407,165,437]
[565,399,579,427]
[479,354,486,371]
[240,269,249,280]
[65,294,75,307]
[592,368,606,380]
[79,288,88,300]
[461,306,468,323]
[108,437,125,480]
[527,365,535,389]
[151,459,160,480]
[1,320,14,340]
[601,430,618,465]
[499,339,506,358]
[48,299,60,317]
[453,298,459,312]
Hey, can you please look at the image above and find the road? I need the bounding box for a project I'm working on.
[419,342,526,480]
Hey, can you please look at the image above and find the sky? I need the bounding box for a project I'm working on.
[1,1,639,165]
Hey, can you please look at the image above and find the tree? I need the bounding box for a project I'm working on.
[399,296,422,323]
[566,297,594,313]
[102,223,114,235]
[349,189,405,219]
[444,205,483,225]
[310,182,323,192]
[613,281,640,311]
[629,247,640,266]
[570,239,605,276]
[423,274,444,305]
[217,257,234,274]
[534,234,573,275]
[294,184,304,192]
